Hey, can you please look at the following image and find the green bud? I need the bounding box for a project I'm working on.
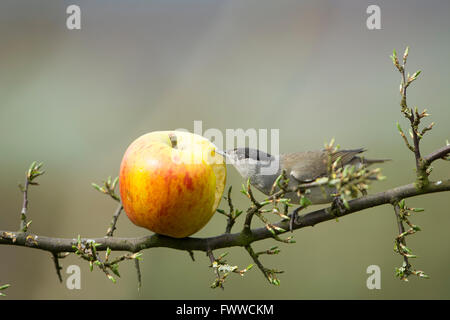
[218,252,229,259]
[234,210,243,218]
[403,46,409,62]
[112,176,119,189]
[300,196,312,207]
[342,197,350,209]
[410,70,421,80]
[272,225,286,233]
[110,264,121,277]
[108,275,116,284]
[0,284,10,291]
[271,279,280,286]
[131,252,143,260]
[91,183,102,192]
[400,244,411,254]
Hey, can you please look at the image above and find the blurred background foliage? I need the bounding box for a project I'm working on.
[0,0,449,299]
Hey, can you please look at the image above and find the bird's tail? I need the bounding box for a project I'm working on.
[361,158,391,165]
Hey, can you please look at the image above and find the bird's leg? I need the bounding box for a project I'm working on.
[290,206,304,232]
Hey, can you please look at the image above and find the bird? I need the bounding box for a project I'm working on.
[218,147,389,231]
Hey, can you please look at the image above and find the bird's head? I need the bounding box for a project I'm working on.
[217,147,278,179]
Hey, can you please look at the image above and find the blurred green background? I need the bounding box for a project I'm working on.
[1,0,449,299]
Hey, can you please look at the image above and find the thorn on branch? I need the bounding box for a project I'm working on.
[51,252,63,283]
[188,250,195,262]
[135,259,142,290]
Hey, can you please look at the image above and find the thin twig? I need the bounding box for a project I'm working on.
[245,244,282,285]
[400,65,422,168]
[225,187,235,233]
[207,250,223,290]
[19,162,44,232]
[393,48,431,188]
[106,204,123,237]
[393,203,410,270]
[227,186,234,216]
[245,245,269,282]
[242,180,263,232]
[20,178,30,232]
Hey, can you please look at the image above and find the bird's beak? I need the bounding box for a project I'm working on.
[215,149,227,158]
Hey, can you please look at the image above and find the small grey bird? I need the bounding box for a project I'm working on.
[219,147,388,230]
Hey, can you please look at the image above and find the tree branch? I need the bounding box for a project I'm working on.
[424,144,450,165]
[106,204,123,237]
[2,179,449,255]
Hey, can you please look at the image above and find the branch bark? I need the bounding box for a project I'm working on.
[424,144,450,165]
[2,179,449,255]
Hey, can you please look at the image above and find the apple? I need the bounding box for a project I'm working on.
[119,131,226,238]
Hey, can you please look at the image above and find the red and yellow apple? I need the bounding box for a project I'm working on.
[119,131,226,238]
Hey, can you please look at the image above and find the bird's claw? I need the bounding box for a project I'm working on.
[289,206,303,232]
[331,196,347,215]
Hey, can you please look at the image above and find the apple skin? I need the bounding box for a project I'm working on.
[119,131,226,238]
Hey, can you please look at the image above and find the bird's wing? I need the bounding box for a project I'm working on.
[331,148,365,165]
[288,149,365,183]
[287,151,327,183]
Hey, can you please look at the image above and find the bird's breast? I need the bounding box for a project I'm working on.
[283,185,336,205]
